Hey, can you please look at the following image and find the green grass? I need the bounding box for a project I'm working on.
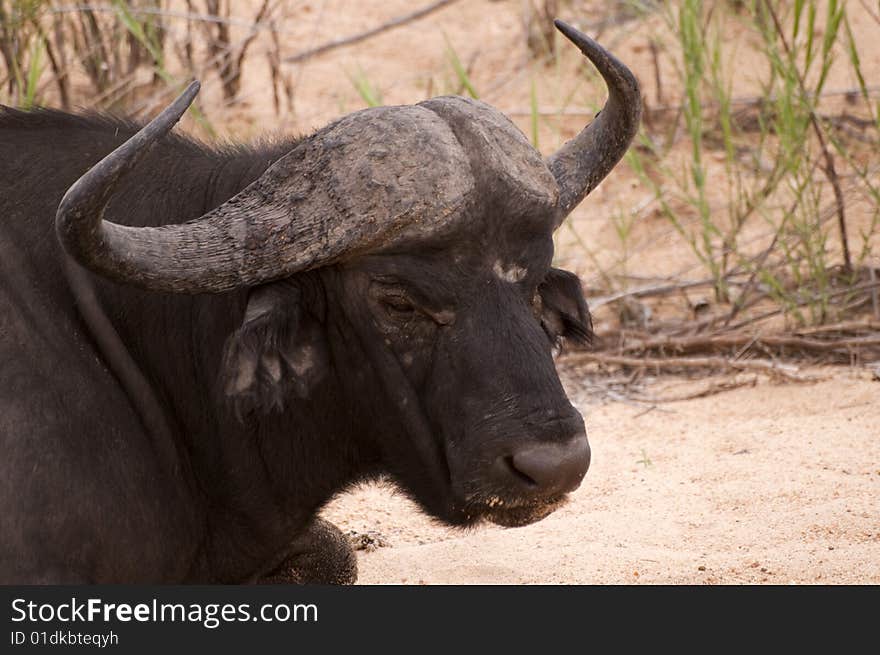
[346,65,383,107]
[22,32,44,108]
[443,34,478,99]
[614,0,877,327]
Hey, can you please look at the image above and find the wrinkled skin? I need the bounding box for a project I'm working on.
[336,244,588,527]
[0,109,592,583]
[229,233,592,530]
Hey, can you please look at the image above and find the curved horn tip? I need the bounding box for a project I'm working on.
[54,78,203,277]
[159,79,201,126]
[553,19,593,49]
[552,20,640,92]
[545,19,642,222]
[181,79,201,103]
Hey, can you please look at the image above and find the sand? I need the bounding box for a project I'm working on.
[323,369,879,584]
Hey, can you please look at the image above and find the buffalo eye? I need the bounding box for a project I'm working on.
[370,281,454,328]
[371,283,429,327]
[380,290,417,316]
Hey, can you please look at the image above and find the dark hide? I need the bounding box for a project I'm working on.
[0,107,592,583]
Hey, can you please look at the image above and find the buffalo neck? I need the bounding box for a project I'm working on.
[5,108,373,580]
[83,137,361,580]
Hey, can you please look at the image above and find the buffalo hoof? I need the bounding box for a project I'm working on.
[259,518,358,585]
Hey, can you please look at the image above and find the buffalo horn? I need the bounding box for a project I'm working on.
[546,20,642,225]
[56,82,472,293]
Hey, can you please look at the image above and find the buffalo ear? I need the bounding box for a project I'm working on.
[538,268,593,347]
[220,280,326,419]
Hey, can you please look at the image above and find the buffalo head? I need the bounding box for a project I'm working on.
[55,21,640,528]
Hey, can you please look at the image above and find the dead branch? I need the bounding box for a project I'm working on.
[284,0,462,64]
[563,352,816,382]
[871,267,879,320]
[605,332,880,356]
[33,20,70,108]
[793,320,880,336]
[636,375,759,403]
[859,0,880,25]
[590,276,745,309]
[225,0,272,100]
[50,4,277,31]
[712,276,880,335]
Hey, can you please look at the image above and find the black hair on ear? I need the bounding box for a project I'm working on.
[538,268,594,347]
[220,281,325,420]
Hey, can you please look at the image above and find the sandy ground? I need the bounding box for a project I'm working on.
[323,369,879,584]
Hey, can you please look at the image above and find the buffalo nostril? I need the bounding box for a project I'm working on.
[508,434,590,494]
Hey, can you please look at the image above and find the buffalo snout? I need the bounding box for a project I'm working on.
[496,431,590,497]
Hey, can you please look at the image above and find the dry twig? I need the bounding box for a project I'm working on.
[604,332,880,357]
[793,320,880,335]
[636,375,759,402]
[284,0,461,64]
[563,351,817,382]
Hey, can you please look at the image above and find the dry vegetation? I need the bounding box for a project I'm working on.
[2,0,878,393]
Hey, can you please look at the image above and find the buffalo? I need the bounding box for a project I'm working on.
[0,21,640,583]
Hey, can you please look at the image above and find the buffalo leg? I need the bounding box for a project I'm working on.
[258,518,357,585]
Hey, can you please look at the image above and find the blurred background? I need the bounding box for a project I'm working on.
[2,0,878,376]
